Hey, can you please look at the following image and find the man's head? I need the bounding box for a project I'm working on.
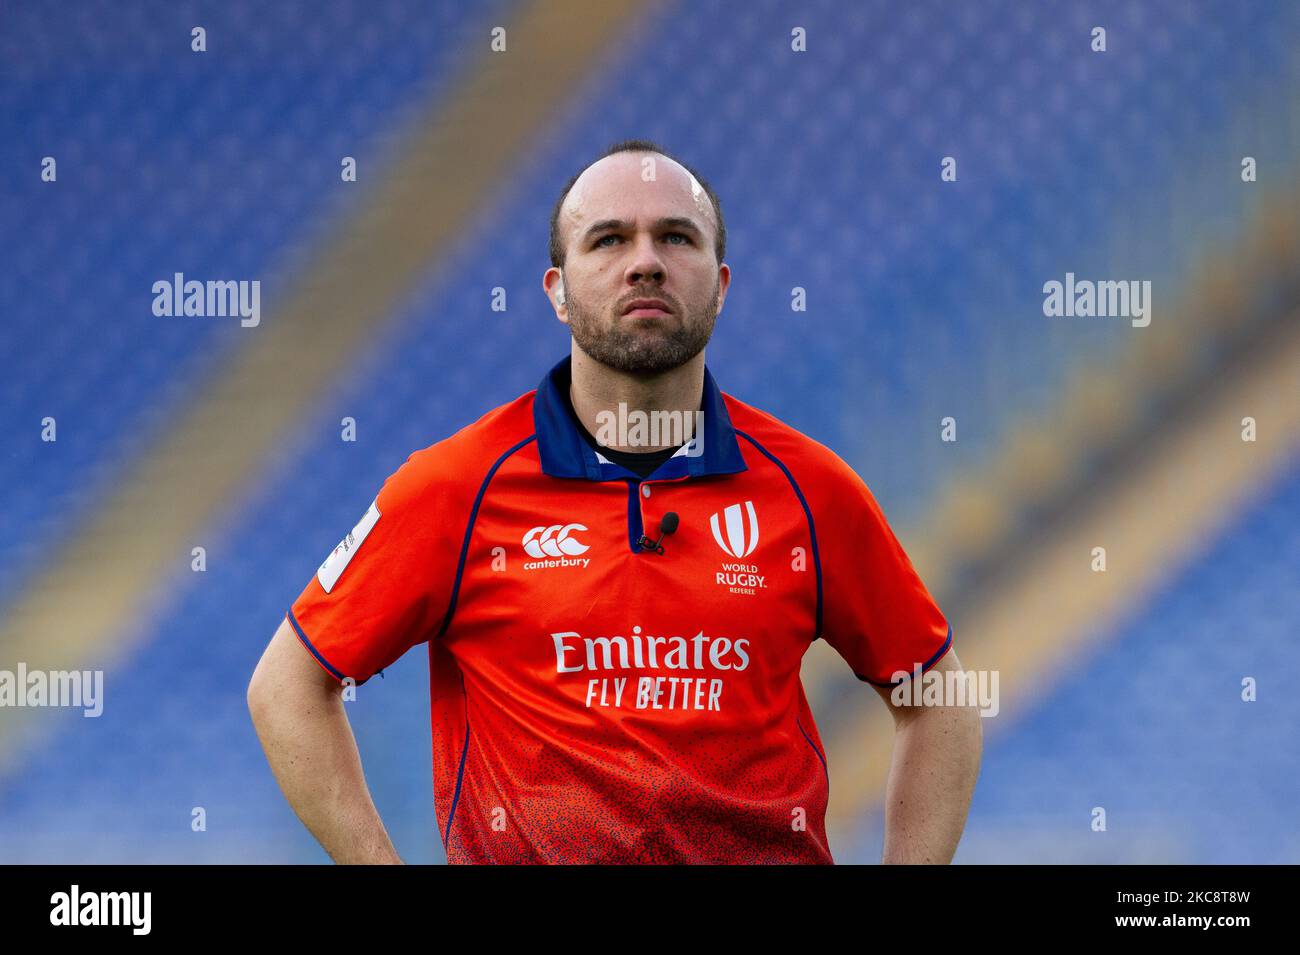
[544,140,729,377]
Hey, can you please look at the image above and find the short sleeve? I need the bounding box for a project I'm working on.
[814,456,952,686]
[288,451,458,684]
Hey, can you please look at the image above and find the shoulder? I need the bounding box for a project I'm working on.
[723,392,865,497]
[379,389,538,512]
[724,393,901,557]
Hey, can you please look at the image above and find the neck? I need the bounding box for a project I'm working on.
[568,346,705,453]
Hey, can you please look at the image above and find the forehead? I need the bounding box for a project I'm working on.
[561,152,715,238]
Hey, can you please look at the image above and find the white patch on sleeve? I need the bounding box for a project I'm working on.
[317,499,381,594]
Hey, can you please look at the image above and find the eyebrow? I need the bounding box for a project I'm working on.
[581,216,705,243]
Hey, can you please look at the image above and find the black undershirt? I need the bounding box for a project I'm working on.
[562,387,683,479]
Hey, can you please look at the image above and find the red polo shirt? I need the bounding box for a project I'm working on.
[288,355,952,863]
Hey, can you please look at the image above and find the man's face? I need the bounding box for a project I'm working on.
[550,152,729,376]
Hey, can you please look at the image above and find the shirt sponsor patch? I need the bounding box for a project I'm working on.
[317,499,381,594]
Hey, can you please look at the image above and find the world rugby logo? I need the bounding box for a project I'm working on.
[523,523,590,558]
[710,501,759,558]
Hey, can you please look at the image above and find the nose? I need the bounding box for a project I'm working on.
[625,233,666,285]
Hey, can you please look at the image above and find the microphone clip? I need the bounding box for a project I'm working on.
[637,511,679,556]
[636,534,667,555]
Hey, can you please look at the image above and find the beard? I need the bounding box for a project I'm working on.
[565,279,719,376]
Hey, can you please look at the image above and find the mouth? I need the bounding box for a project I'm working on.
[622,299,672,318]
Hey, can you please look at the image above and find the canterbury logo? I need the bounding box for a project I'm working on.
[523,523,590,558]
[710,501,759,558]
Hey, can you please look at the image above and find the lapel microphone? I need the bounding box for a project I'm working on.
[637,511,679,555]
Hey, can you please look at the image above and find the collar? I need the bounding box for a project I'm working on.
[533,354,748,481]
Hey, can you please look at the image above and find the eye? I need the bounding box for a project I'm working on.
[664,232,691,245]
[595,234,621,247]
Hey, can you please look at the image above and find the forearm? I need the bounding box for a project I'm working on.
[249,684,402,864]
[880,704,982,864]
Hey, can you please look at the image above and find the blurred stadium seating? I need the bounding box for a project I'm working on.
[848,447,1300,863]
[1,0,1297,862]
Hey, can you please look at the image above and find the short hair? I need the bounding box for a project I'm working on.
[548,139,726,268]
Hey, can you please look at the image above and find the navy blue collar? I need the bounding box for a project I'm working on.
[533,354,748,481]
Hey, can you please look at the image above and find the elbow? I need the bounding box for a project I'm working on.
[246,675,263,725]
[246,656,273,724]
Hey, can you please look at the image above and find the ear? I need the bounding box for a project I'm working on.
[543,266,569,323]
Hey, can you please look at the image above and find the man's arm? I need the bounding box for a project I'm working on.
[247,617,404,864]
[871,648,982,864]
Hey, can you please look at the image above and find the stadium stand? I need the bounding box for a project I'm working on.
[1,0,1297,862]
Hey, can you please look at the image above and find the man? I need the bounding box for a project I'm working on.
[248,139,981,864]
